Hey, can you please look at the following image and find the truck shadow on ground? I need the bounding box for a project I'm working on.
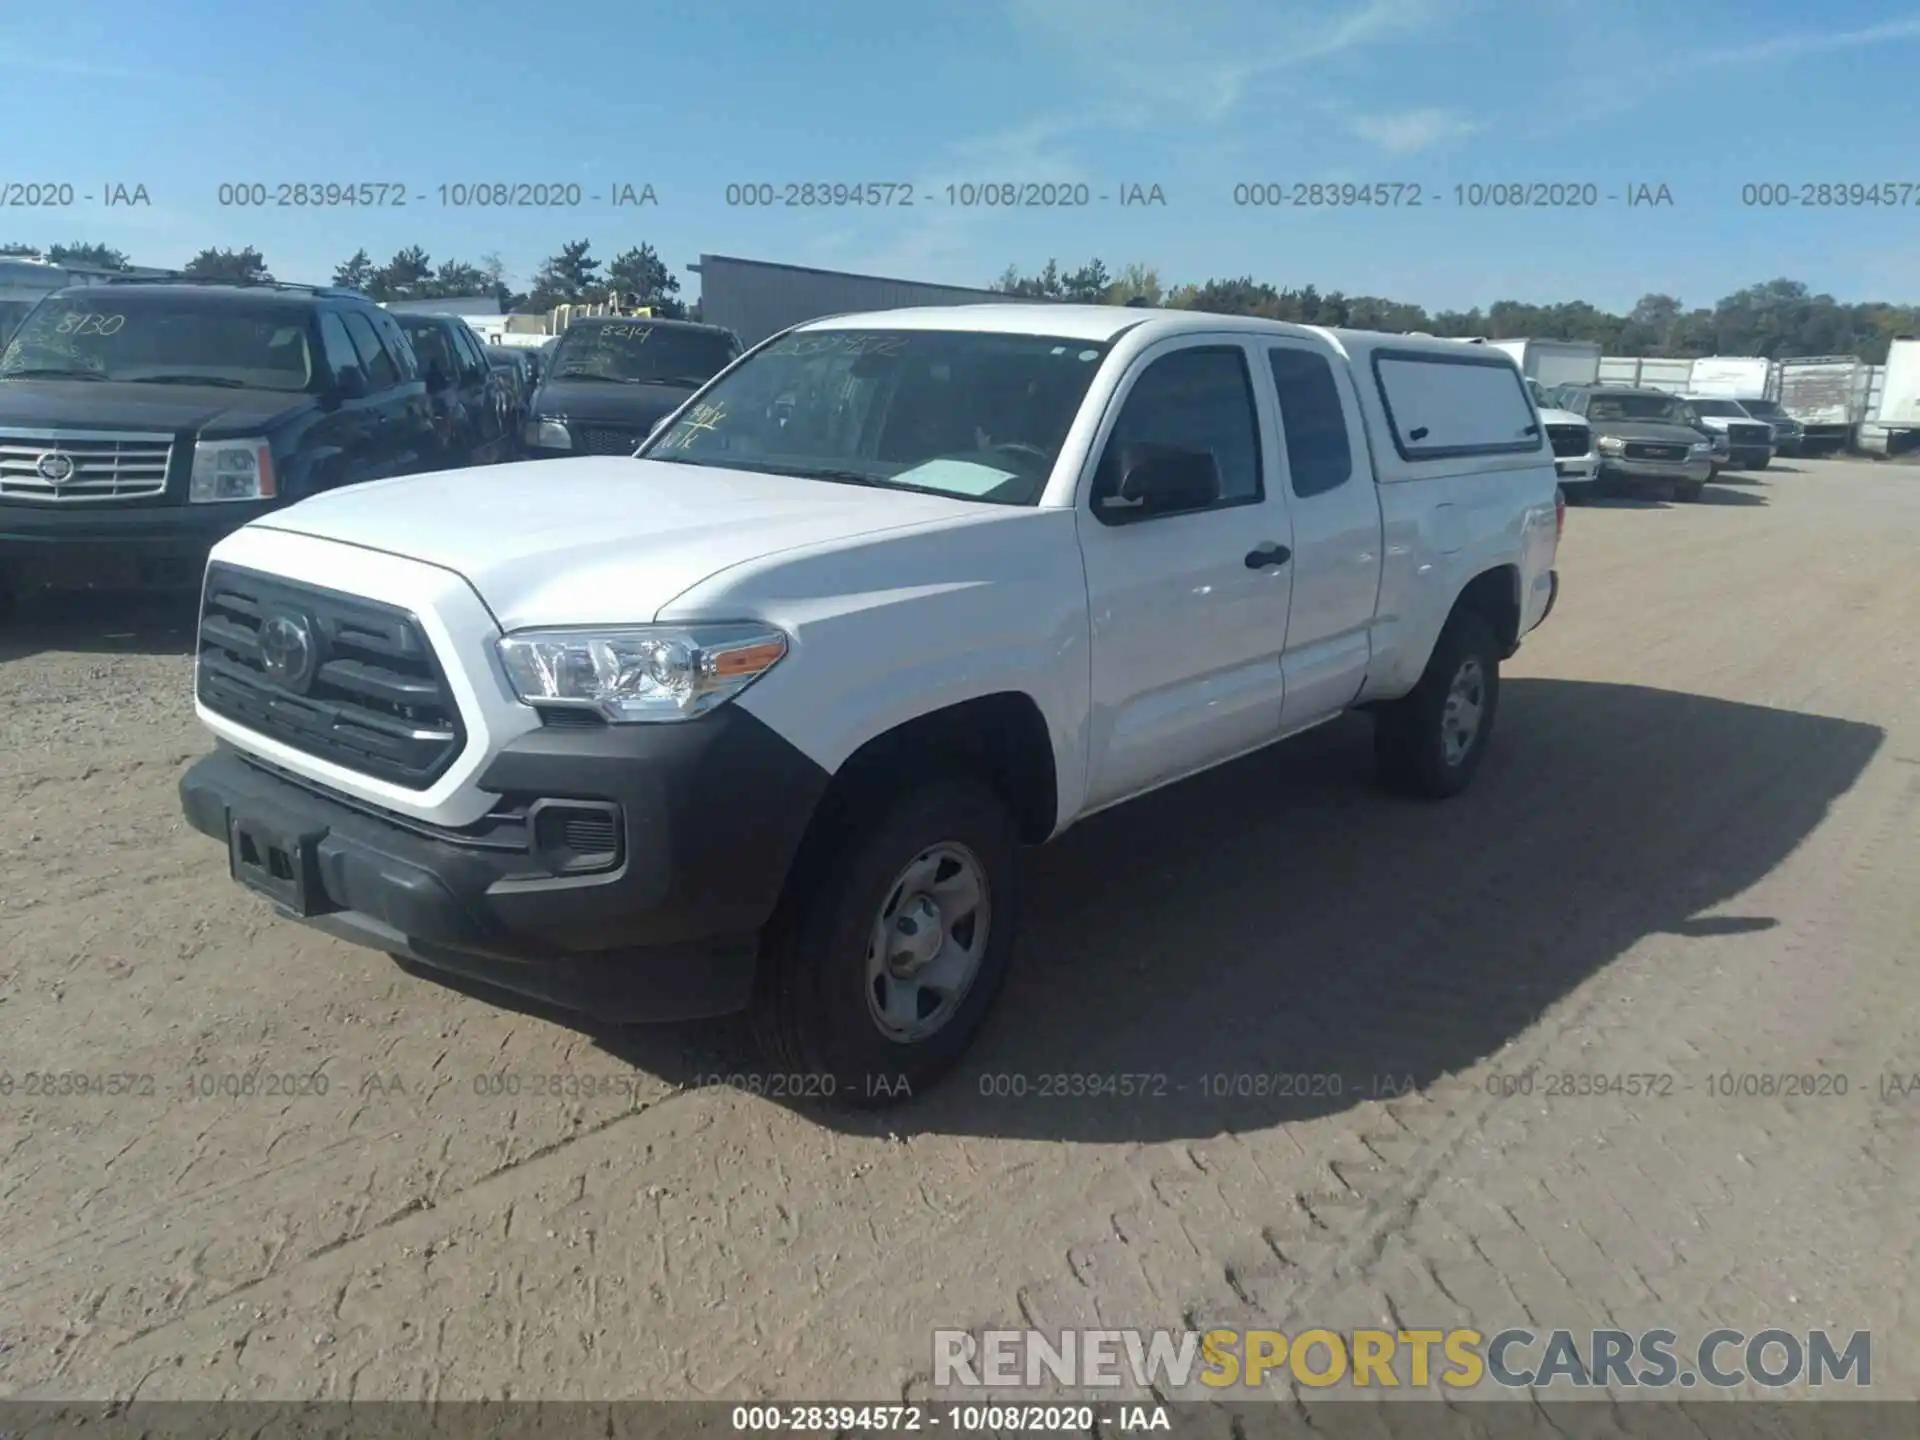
[572,677,1881,1140]
[1696,487,1769,506]
[0,588,199,661]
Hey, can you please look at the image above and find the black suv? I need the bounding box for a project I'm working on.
[0,278,446,598]
[390,312,515,466]
[522,316,741,458]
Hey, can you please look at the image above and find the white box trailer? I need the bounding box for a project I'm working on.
[1870,339,1920,433]
[1776,356,1870,452]
[1484,339,1602,389]
[1686,357,1775,400]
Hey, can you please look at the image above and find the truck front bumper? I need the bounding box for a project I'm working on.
[1554,455,1600,489]
[179,708,831,1023]
[1599,455,1714,488]
[0,499,276,588]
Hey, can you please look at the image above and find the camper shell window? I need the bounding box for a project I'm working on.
[1370,349,1544,462]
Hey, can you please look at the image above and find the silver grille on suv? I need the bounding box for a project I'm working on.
[0,427,174,500]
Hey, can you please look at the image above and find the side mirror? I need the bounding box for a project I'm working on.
[334,366,368,400]
[1098,442,1222,519]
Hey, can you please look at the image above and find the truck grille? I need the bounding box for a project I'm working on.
[196,564,465,790]
[1727,422,1771,448]
[0,427,173,500]
[1625,441,1690,462]
[580,425,643,456]
[1545,424,1590,458]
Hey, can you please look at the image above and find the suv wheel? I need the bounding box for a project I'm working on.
[1375,610,1501,800]
[1675,479,1705,502]
[752,775,1020,1106]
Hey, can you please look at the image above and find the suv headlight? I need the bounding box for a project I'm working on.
[1596,435,1626,454]
[189,438,276,503]
[525,417,571,449]
[1690,440,1713,454]
[496,623,788,723]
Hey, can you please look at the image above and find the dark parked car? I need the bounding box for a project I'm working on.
[0,277,438,601]
[1731,396,1804,456]
[522,316,741,458]
[1554,384,1717,501]
[391,312,514,467]
[485,344,534,428]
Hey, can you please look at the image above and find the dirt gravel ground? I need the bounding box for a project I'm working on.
[1,458,1917,1407]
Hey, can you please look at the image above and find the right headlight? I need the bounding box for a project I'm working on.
[496,623,788,723]
[524,417,572,449]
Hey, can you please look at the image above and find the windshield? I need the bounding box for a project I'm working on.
[0,299,42,351]
[548,322,738,386]
[0,296,317,390]
[1586,392,1689,424]
[640,328,1112,506]
[1687,399,1749,417]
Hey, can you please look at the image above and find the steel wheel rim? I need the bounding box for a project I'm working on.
[1441,656,1485,766]
[864,842,992,1043]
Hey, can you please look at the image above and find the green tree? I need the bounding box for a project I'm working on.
[1062,259,1111,303]
[376,246,434,300]
[332,248,378,294]
[46,242,129,270]
[183,246,271,282]
[528,239,600,308]
[1105,263,1163,306]
[604,243,684,316]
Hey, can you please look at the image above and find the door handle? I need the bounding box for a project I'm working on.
[1245,543,1292,569]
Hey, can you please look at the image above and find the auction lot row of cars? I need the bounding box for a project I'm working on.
[1527,377,1793,504]
[0,276,746,603]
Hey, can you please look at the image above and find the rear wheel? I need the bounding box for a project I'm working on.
[1374,610,1501,800]
[752,775,1020,1106]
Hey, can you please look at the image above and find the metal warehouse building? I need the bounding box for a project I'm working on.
[690,253,1036,347]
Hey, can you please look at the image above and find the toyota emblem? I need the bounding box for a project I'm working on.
[258,611,317,692]
[36,451,75,485]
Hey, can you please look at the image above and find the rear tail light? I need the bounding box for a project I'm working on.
[1555,487,1567,542]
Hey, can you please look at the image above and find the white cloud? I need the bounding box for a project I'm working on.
[1000,0,1455,125]
[1351,107,1482,153]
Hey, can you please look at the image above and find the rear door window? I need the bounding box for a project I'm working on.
[1268,347,1354,498]
[342,311,399,390]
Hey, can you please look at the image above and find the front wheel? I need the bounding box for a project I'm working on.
[1674,479,1705,502]
[752,775,1020,1106]
[1374,610,1501,800]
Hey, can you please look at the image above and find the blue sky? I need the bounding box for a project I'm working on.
[9,0,1920,313]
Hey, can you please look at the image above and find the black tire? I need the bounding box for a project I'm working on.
[751,774,1020,1107]
[1674,480,1705,502]
[1752,455,1771,470]
[1374,609,1501,800]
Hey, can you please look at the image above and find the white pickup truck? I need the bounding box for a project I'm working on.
[178,306,1563,1101]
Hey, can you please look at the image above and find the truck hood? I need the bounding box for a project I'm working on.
[0,378,311,436]
[529,377,697,429]
[1588,419,1704,445]
[247,456,1001,631]
[1537,407,1586,427]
